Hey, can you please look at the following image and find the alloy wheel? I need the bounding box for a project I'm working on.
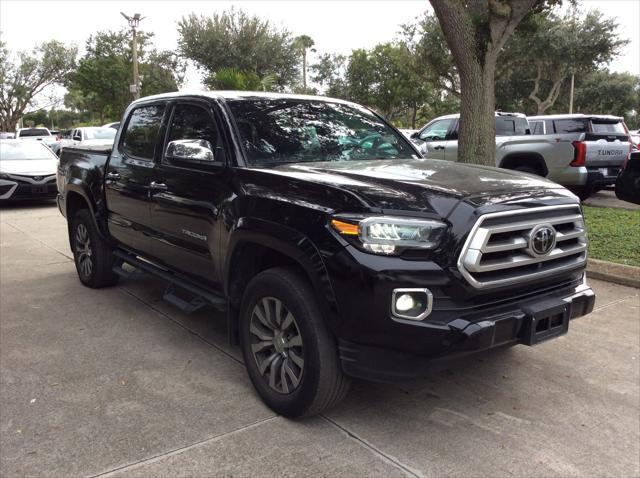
[75,223,93,277]
[249,296,304,394]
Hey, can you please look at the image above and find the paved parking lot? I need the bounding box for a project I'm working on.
[1,201,639,477]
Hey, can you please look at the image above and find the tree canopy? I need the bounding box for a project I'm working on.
[178,8,299,90]
[0,40,77,131]
[65,30,184,123]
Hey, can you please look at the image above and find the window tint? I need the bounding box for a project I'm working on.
[495,117,529,136]
[591,121,626,134]
[122,105,165,160]
[419,119,453,141]
[530,121,544,135]
[553,119,587,134]
[227,99,415,165]
[18,128,50,137]
[167,104,218,148]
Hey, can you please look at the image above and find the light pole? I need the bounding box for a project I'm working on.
[121,12,145,100]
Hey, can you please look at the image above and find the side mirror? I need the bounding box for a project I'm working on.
[410,131,419,139]
[165,139,217,163]
[73,134,81,141]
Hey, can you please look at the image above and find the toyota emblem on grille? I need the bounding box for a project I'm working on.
[33,176,43,182]
[527,224,557,257]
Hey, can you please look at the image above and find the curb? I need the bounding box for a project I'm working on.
[587,259,640,289]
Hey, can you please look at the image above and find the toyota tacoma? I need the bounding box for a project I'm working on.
[57,92,595,417]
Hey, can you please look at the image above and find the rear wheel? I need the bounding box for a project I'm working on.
[239,267,350,417]
[70,209,119,288]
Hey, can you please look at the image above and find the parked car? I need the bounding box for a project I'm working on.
[103,122,121,130]
[416,113,632,200]
[615,151,640,204]
[527,114,632,198]
[399,128,419,141]
[59,127,117,152]
[0,132,15,139]
[0,140,59,201]
[629,129,640,150]
[57,91,595,417]
[15,127,61,155]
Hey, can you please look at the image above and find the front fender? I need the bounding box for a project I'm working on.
[224,217,341,327]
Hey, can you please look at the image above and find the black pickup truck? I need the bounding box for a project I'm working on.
[57,92,595,417]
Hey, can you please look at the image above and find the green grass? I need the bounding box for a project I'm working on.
[582,206,640,267]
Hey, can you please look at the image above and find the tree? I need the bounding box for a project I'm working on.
[428,0,540,166]
[177,8,298,90]
[292,35,315,92]
[65,30,183,123]
[0,40,76,132]
[209,68,276,91]
[501,9,626,114]
[310,53,348,98]
[403,14,460,98]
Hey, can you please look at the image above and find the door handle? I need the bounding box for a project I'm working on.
[150,181,168,191]
[433,145,445,150]
[106,171,120,180]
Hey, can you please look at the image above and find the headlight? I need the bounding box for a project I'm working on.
[0,172,10,180]
[331,216,447,255]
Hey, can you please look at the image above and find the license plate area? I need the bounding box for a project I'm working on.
[31,185,47,194]
[521,298,571,345]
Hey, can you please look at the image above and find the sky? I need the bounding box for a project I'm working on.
[1,0,639,96]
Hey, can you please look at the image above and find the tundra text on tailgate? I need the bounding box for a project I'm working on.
[56,92,595,417]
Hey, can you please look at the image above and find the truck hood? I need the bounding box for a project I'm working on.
[264,158,565,214]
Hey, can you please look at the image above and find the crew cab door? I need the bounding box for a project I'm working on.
[417,118,456,160]
[149,100,230,288]
[104,103,167,254]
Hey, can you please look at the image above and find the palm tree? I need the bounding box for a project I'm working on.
[293,35,315,92]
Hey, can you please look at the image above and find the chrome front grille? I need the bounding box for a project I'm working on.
[458,205,588,289]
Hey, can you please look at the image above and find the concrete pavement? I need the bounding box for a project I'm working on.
[1,201,639,477]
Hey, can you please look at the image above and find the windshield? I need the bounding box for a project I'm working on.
[18,128,50,137]
[226,98,416,166]
[83,128,116,140]
[0,142,55,160]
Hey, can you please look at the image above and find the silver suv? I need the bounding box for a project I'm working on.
[414,113,633,199]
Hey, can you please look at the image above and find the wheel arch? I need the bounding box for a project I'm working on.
[224,219,340,331]
[499,152,549,176]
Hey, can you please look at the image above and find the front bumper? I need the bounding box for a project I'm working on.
[0,180,57,201]
[338,281,595,382]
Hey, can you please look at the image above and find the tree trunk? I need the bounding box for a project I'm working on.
[302,50,307,92]
[411,103,418,129]
[430,0,536,166]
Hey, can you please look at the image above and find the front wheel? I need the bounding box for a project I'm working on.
[239,268,350,417]
[70,209,119,288]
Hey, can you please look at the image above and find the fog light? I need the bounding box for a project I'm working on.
[395,294,415,312]
[391,288,433,321]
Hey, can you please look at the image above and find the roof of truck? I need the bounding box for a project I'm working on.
[528,114,624,121]
[131,90,359,106]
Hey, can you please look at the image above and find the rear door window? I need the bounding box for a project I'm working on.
[495,117,529,136]
[530,121,544,135]
[121,105,166,160]
[553,119,587,134]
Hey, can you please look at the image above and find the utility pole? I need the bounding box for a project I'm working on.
[569,71,575,114]
[121,12,145,100]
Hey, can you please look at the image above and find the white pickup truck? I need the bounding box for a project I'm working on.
[58,127,117,153]
[413,113,632,199]
[15,127,61,155]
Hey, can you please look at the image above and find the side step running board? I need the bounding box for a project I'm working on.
[112,250,227,313]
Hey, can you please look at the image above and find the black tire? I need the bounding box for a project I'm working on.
[70,209,119,288]
[512,165,542,176]
[239,267,350,418]
[568,186,594,202]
